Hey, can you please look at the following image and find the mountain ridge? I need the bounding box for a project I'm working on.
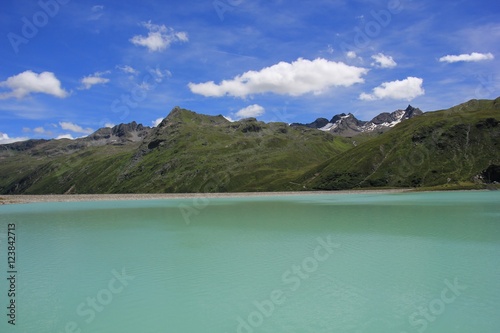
[0,107,353,194]
[0,98,499,194]
[297,98,500,190]
[291,105,423,136]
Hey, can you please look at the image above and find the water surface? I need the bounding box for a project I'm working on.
[0,191,499,332]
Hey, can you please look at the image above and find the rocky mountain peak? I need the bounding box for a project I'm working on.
[291,105,424,137]
[86,121,151,145]
[403,105,423,119]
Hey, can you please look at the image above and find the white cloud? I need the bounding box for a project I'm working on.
[371,53,397,68]
[439,52,494,63]
[223,116,235,122]
[152,118,164,127]
[130,21,188,52]
[0,132,28,144]
[346,51,357,59]
[79,71,110,90]
[116,65,138,75]
[235,104,265,119]
[189,58,368,98]
[359,77,425,101]
[33,126,54,136]
[56,134,75,140]
[59,122,94,134]
[104,123,115,128]
[0,71,68,99]
[22,126,53,136]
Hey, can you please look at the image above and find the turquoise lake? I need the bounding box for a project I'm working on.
[0,191,499,332]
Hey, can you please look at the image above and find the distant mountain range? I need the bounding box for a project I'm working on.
[291,105,423,136]
[0,98,499,194]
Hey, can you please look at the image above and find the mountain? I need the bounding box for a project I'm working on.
[291,105,423,137]
[290,117,330,129]
[318,113,367,136]
[0,99,498,194]
[0,107,353,194]
[297,98,500,190]
[85,121,152,145]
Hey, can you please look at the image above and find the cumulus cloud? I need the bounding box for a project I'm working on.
[189,58,368,98]
[104,123,115,128]
[371,53,397,68]
[235,104,265,119]
[33,127,54,135]
[56,134,75,140]
[0,132,28,144]
[346,51,358,59]
[130,21,188,52]
[152,118,164,127]
[439,52,494,63]
[59,122,94,134]
[80,71,110,90]
[0,71,68,99]
[359,77,424,101]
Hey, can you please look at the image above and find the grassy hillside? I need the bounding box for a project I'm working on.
[105,108,353,192]
[1,98,499,194]
[0,107,353,194]
[298,98,500,190]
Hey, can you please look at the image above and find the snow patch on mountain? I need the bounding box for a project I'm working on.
[291,105,423,136]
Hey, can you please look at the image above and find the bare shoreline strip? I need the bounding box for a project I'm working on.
[0,189,410,205]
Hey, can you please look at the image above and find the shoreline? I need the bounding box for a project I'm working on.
[0,189,410,205]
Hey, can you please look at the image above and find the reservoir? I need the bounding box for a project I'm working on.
[0,191,499,332]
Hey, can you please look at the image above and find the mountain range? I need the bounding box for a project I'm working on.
[291,105,423,137]
[0,98,499,194]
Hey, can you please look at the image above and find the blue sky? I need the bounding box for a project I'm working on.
[1,0,499,143]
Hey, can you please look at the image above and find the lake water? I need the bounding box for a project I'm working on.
[0,191,499,333]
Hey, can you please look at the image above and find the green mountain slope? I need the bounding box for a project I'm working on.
[1,99,499,194]
[0,107,353,194]
[298,98,500,190]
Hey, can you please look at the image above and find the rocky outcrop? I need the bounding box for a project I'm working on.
[291,105,423,137]
[291,117,330,129]
[481,165,500,183]
[85,121,151,145]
